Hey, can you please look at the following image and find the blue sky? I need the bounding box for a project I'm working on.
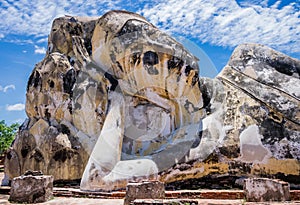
[0,0,299,125]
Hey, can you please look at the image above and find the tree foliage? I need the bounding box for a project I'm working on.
[0,120,19,155]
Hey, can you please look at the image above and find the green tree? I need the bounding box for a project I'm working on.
[0,120,19,155]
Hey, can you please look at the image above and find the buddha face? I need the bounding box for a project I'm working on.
[87,11,205,171]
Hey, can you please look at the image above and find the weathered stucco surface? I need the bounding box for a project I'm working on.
[5,11,300,191]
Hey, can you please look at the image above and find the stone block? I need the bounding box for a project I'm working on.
[124,181,165,205]
[244,178,290,202]
[9,174,54,203]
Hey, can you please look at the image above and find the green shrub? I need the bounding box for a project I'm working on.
[0,120,19,155]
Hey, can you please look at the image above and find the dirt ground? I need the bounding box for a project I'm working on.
[1,194,300,205]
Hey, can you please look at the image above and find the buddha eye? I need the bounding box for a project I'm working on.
[142,51,159,75]
[143,51,159,66]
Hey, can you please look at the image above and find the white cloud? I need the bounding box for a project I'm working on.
[36,38,48,43]
[0,0,299,56]
[34,45,46,54]
[6,103,25,111]
[238,0,269,7]
[140,0,300,54]
[13,118,25,124]
[0,84,15,92]
[6,38,34,45]
[3,85,15,92]
[0,0,122,39]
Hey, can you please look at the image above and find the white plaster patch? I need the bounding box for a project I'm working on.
[75,131,96,155]
[188,102,227,161]
[240,125,262,146]
[80,92,125,190]
[103,159,158,182]
[55,133,71,148]
[239,124,272,163]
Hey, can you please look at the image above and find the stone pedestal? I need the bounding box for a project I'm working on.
[244,178,290,202]
[124,181,165,205]
[9,174,54,203]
